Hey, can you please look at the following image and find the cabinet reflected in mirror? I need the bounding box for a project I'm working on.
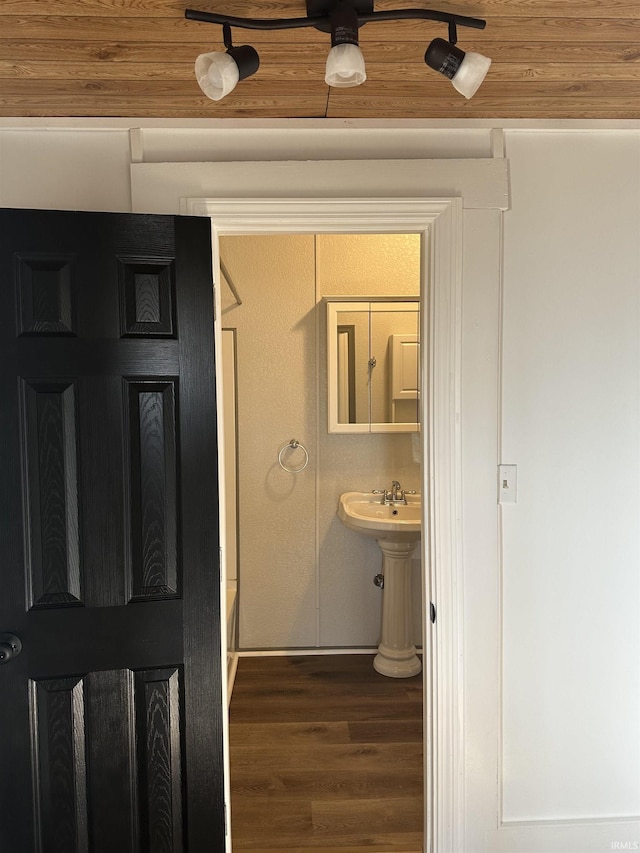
[327,298,420,433]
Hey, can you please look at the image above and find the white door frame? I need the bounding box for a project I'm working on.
[184,195,465,853]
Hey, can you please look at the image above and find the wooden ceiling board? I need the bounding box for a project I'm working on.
[1,0,639,119]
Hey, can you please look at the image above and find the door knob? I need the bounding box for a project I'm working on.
[0,633,22,665]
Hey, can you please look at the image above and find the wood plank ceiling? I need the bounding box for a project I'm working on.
[1,0,639,119]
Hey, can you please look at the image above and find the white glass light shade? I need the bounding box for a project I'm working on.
[195,51,240,101]
[325,43,366,88]
[451,51,491,99]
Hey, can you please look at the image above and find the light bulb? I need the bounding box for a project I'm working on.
[451,52,491,99]
[325,43,366,88]
[194,44,259,101]
[195,52,240,101]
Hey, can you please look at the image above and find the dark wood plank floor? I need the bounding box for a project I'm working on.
[229,654,424,852]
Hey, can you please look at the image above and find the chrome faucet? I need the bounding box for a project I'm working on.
[373,482,409,504]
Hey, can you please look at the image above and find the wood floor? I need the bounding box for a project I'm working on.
[228,654,424,852]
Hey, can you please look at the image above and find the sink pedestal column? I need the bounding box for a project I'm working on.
[373,539,421,678]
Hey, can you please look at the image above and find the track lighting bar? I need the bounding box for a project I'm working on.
[185,6,486,33]
[186,1,490,102]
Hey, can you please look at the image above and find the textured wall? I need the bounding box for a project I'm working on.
[220,232,422,649]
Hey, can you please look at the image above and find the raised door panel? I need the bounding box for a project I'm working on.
[15,253,76,337]
[119,257,176,338]
[20,379,82,608]
[32,676,88,853]
[126,379,179,601]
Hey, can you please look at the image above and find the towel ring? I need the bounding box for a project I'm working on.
[278,439,309,474]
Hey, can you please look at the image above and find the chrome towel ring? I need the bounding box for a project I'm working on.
[278,439,309,473]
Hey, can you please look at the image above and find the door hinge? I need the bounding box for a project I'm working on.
[430,602,436,624]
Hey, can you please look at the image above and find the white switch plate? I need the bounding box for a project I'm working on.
[498,464,517,503]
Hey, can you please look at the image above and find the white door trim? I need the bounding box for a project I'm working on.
[184,195,464,853]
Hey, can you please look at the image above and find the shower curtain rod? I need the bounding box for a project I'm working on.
[220,258,243,306]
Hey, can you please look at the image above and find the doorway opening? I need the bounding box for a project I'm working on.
[189,194,463,853]
[218,231,423,849]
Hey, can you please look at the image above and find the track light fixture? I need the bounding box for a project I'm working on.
[324,2,366,88]
[194,22,260,101]
[185,0,490,102]
[424,36,491,99]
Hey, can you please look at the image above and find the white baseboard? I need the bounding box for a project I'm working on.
[237,647,423,657]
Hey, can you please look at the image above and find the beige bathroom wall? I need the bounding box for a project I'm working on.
[221,232,421,649]
[220,234,317,649]
[316,234,421,647]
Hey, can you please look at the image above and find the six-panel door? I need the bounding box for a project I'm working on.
[0,209,224,852]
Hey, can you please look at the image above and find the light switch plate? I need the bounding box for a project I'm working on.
[498,464,517,503]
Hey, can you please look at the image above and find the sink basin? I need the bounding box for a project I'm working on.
[338,491,421,542]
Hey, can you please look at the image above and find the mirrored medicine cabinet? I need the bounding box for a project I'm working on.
[326,297,420,434]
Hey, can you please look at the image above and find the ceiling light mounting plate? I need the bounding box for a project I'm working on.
[306,0,373,32]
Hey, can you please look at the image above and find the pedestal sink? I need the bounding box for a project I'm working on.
[338,491,422,678]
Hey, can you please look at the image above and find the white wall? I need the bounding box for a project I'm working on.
[0,128,133,212]
[1,120,638,848]
[499,130,640,823]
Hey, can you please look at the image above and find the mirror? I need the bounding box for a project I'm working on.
[327,298,420,433]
